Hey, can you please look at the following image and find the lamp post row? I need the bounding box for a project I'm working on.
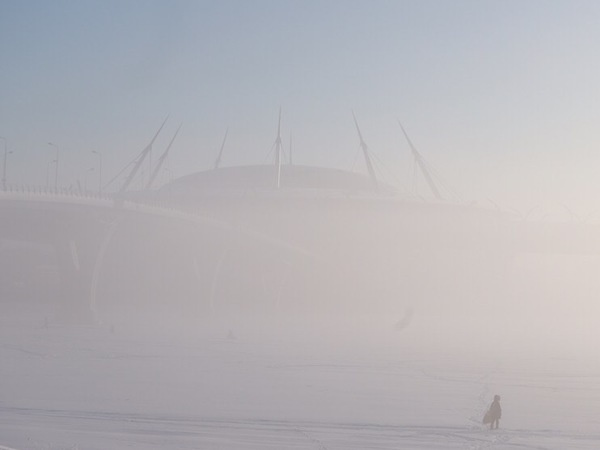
[0,139,104,194]
[47,144,103,193]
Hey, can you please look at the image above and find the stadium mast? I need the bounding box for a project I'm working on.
[398,121,443,201]
[146,123,182,190]
[119,116,168,195]
[352,112,378,189]
[213,128,229,170]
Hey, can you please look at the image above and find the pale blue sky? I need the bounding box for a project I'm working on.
[1,0,600,213]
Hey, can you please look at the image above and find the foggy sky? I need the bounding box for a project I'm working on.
[1,0,600,215]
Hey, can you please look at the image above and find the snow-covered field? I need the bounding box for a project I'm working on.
[1,301,599,450]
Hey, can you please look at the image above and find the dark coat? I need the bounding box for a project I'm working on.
[489,399,502,420]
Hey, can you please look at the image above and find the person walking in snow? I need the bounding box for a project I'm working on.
[485,395,502,429]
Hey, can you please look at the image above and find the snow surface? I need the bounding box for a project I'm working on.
[1,301,599,450]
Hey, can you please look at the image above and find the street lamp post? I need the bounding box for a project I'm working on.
[84,167,95,193]
[46,160,55,188]
[92,150,102,194]
[0,136,7,191]
[47,142,59,190]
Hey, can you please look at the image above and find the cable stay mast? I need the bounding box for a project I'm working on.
[352,111,378,189]
[146,122,182,190]
[119,116,168,196]
[274,108,283,188]
[213,127,229,170]
[398,120,443,201]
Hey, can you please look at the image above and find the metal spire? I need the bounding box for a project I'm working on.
[352,111,378,189]
[213,127,229,170]
[119,116,168,195]
[398,120,443,201]
[146,122,182,190]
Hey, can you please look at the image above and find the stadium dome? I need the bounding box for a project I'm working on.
[158,164,396,199]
